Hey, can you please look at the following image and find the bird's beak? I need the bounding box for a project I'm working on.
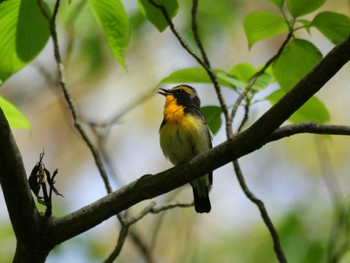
[158,88,171,96]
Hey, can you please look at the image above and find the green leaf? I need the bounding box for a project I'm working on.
[298,19,312,34]
[217,63,273,91]
[201,106,222,136]
[254,73,273,91]
[138,0,178,32]
[286,0,325,18]
[88,0,129,68]
[159,67,272,91]
[159,67,229,87]
[266,0,285,9]
[159,68,213,84]
[243,11,288,48]
[311,12,350,44]
[217,72,272,92]
[272,39,322,91]
[229,63,273,90]
[0,96,31,129]
[0,0,50,84]
[228,63,256,83]
[216,73,247,89]
[267,89,330,123]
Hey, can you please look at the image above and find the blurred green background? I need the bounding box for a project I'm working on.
[1,0,350,262]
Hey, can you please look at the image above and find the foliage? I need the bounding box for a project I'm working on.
[88,0,129,68]
[0,0,49,84]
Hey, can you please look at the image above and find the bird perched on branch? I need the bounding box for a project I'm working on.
[158,85,213,213]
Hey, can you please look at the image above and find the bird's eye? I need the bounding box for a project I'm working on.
[177,89,184,93]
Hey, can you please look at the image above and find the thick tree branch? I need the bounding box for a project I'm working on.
[46,35,350,245]
[0,109,48,262]
[48,120,350,245]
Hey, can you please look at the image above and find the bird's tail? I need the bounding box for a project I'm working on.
[192,187,211,213]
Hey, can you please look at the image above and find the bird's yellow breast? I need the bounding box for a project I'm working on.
[163,95,185,123]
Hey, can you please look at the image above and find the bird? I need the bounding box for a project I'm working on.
[158,84,213,213]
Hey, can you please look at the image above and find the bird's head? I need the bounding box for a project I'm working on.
[158,85,200,108]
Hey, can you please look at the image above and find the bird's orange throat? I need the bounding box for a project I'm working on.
[163,95,185,123]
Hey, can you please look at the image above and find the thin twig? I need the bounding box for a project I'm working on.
[191,0,210,67]
[36,0,51,20]
[36,0,111,193]
[150,202,194,213]
[267,122,350,143]
[191,0,231,136]
[233,160,287,263]
[236,97,250,133]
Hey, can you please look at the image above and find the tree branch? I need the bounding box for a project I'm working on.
[267,122,350,143]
